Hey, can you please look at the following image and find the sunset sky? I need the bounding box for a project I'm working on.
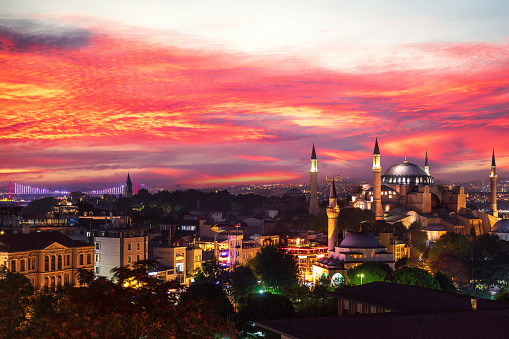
[1,0,509,190]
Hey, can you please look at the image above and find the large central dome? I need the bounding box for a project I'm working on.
[382,161,434,185]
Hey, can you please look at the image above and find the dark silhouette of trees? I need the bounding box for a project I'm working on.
[251,246,298,291]
[346,262,393,285]
[394,267,441,290]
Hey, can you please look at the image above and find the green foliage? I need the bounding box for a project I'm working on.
[236,292,296,329]
[495,291,509,303]
[21,197,59,218]
[434,271,457,293]
[337,208,375,232]
[294,213,327,233]
[428,232,472,284]
[231,265,259,300]
[395,257,409,270]
[471,233,509,283]
[408,222,428,259]
[181,282,235,322]
[346,262,393,285]
[0,266,34,337]
[251,246,298,291]
[394,267,441,290]
[193,259,230,286]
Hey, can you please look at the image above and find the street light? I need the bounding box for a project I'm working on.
[357,273,364,285]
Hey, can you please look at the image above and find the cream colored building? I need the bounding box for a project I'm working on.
[93,228,148,280]
[0,231,94,289]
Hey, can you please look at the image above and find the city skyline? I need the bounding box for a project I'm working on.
[1,1,509,188]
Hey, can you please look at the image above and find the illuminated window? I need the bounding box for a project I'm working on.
[45,256,49,271]
[176,263,184,273]
[96,254,100,262]
[51,255,56,271]
[58,255,62,270]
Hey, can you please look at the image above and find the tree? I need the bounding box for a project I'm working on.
[434,271,457,293]
[408,222,428,259]
[471,233,509,283]
[428,232,472,284]
[0,266,34,337]
[180,282,235,322]
[251,246,298,291]
[394,267,441,290]
[21,197,58,218]
[346,262,393,285]
[231,265,259,300]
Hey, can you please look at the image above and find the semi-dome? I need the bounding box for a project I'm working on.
[491,219,509,233]
[339,232,384,248]
[382,161,434,185]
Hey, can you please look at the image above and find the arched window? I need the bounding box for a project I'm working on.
[57,255,62,270]
[10,260,16,272]
[57,275,62,287]
[45,256,49,271]
[51,255,56,271]
[79,254,84,265]
[19,259,25,272]
[51,276,55,289]
[44,277,49,287]
[86,253,91,265]
[64,274,69,285]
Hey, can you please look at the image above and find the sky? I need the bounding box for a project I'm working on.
[1,0,509,190]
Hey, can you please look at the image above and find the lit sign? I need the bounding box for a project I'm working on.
[298,255,307,259]
[316,254,325,258]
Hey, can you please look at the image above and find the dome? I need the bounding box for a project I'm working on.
[284,188,304,195]
[339,232,384,248]
[382,161,434,185]
[491,219,509,233]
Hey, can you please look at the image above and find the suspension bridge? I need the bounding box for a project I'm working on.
[0,181,158,199]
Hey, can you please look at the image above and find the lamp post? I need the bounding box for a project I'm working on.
[357,273,364,285]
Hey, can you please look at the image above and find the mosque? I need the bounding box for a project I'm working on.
[310,139,501,282]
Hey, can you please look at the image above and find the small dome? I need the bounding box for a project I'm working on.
[284,188,304,195]
[339,232,384,248]
[491,219,509,233]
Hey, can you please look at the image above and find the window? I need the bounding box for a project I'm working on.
[31,258,35,270]
[137,242,140,250]
[58,255,62,270]
[57,275,62,287]
[64,274,69,285]
[128,243,132,251]
[95,254,100,262]
[95,242,100,250]
[10,260,16,272]
[66,255,70,266]
[51,255,56,271]
[87,253,91,265]
[136,254,140,262]
[176,263,184,273]
[45,256,49,271]
[79,254,84,265]
[95,267,100,274]
[127,256,131,263]
[45,277,49,287]
[20,259,25,272]
[51,276,55,289]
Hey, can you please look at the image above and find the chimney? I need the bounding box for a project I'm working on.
[471,298,480,311]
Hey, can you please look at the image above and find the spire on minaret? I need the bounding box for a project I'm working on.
[372,138,383,220]
[309,143,320,214]
[490,148,498,218]
[373,137,380,155]
[404,153,407,163]
[329,176,337,201]
[425,149,430,175]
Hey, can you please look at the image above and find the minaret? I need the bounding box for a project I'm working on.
[490,149,498,218]
[425,149,430,175]
[326,176,339,253]
[309,143,320,215]
[372,138,384,220]
[124,173,133,199]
